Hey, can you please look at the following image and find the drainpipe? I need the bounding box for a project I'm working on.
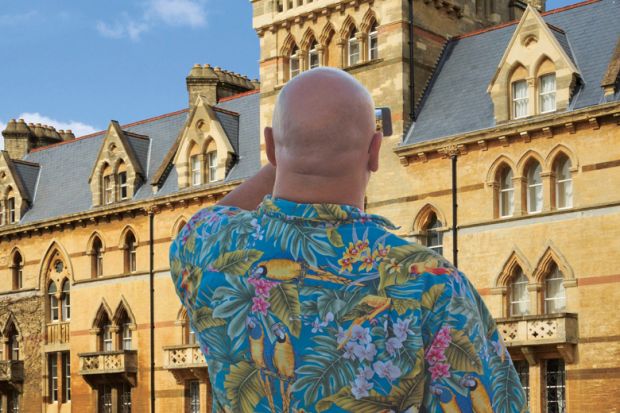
[148,207,155,413]
[451,154,458,267]
[409,0,416,122]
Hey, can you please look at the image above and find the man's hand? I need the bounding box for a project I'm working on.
[217,164,276,211]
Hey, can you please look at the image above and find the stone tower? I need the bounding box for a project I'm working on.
[250,0,542,206]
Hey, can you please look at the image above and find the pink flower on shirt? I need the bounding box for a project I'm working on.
[251,296,270,315]
[248,277,276,297]
[429,362,451,381]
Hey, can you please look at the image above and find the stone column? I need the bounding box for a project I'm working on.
[198,153,207,185]
[527,77,536,117]
[528,283,543,315]
[356,32,366,62]
[336,40,345,68]
[111,386,119,413]
[316,45,325,66]
[528,362,543,413]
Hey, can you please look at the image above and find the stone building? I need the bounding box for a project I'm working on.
[0,0,618,412]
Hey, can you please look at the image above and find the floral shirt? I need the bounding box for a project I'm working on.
[169,196,527,413]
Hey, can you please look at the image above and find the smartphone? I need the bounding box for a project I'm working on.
[375,107,392,137]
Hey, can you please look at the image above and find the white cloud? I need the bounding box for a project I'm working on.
[0,11,38,27]
[14,113,98,138]
[97,0,207,41]
[148,0,206,27]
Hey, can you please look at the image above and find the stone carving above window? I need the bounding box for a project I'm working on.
[487,5,580,123]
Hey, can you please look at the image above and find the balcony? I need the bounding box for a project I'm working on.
[46,322,70,345]
[496,313,578,363]
[163,344,209,383]
[0,361,24,391]
[78,350,137,386]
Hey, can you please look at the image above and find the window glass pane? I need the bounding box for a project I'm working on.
[191,155,201,186]
[308,42,319,69]
[545,266,566,313]
[49,354,58,403]
[514,360,530,409]
[189,381,200,413]
[512,80,528,118]
[369,28,378,60]
[123,324,132,350]
[290,52,300,78]
[545,359,566,413]
[63,352,71,402]
[208,152,217,182]
[555,158,572,209]
[348,31,360,66]
[119,172,128,200]
[121,384,131,413]
[527,163,543,213]
[499,168,515,217]
[540,74,556,113]
[510,271,529,316]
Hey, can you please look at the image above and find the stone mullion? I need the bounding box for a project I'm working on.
[356,32,366,62]
[111,386,119,413]
[528,362,543,413]
[316,45,325,66]
[198,153,207,185]
[541,171,553,212]
[56,351,64,407]
[527,282,543,315]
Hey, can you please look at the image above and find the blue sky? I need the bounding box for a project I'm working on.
[0,0,580,147]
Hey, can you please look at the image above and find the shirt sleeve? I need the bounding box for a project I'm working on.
[421,270,528,413]
[168,204,243,312]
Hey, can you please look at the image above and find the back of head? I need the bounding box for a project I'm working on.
[271,67,376,178]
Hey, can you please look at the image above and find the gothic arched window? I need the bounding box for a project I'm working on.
[61,280,71,321]
[48,282,59,322]
[368,21,378,60]
[499,166,515,218]
[544,264,566,314]
[92,236,104,278]
[348,29,360,66]
[12,251,23,290]
[526,161,543,214]
[554,155,573,209]
[124,231,137,274]
[509,269,529,316]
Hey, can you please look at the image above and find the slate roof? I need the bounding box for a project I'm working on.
[404,0,620,146]
[17,91,261,225]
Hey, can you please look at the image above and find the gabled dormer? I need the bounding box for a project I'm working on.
[488,5,581,123]
[153,95,238,191]
[0,151,39,226]
[89,121,148,207]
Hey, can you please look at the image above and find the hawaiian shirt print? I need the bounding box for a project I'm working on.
[169,195,527,413]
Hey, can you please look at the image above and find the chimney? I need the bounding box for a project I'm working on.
[186,64,257,109]
[1,119,64,159]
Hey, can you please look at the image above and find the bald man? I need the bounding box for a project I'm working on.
[169,68,526,413]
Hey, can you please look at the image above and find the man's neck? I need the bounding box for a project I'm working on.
[272,173,365,210]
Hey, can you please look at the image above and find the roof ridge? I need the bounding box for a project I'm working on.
[454,0,601,40]
[29,108,189,154]
[217,89,260,103]
[213,106,240,116]
[12,159,40,167]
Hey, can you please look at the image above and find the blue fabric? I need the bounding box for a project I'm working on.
[169,195,527,412]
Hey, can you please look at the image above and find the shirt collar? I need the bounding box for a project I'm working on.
[256,195,398,230]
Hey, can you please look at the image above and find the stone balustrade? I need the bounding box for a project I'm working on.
[0,360,24,383]
[163,344,207,370]
[496,313,578,347]
[78,350,137,376]
[46,322,70,345]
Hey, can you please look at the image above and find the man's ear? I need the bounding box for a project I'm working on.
[264,127,277,167]
[368,131,382,172]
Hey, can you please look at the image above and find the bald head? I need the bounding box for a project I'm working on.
[269,67,378,178]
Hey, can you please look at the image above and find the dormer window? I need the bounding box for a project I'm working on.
[290,46,300,79]
[539,73,556,113]
[102,166,114,205]
[308,40,319,70]
[208,151,217,182]
[118,171,128,200]
[348,29,360,66]
[191,154,202,186]
[512,80,528,119]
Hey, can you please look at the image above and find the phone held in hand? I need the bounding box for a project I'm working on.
[375,107,392,137]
